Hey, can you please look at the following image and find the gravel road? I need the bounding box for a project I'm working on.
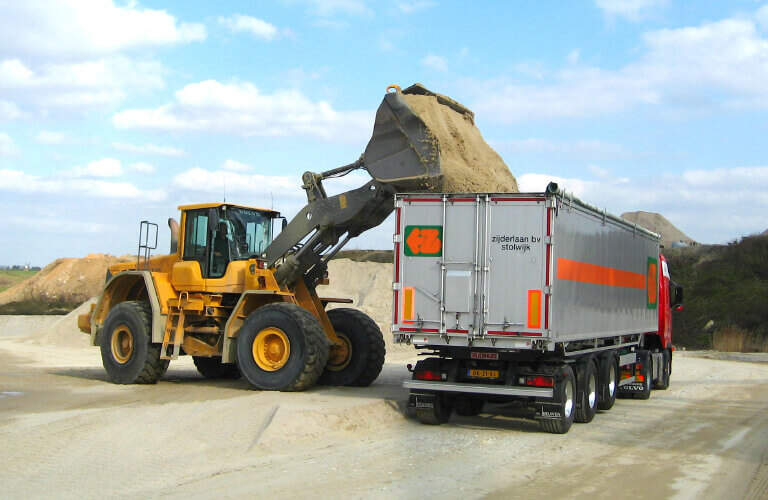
[1,317,767,499]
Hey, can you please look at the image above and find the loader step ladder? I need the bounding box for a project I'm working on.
[137,221,158,270]
[161,293,206,360]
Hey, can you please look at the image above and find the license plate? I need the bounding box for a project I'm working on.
[468,369,499,379]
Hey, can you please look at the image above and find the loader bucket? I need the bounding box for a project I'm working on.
[363,87,441,190]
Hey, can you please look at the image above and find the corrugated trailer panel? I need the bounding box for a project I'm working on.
[551,202,659,341]
[393,192,660,350]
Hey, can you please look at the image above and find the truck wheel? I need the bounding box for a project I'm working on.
[454,396,484,416]
[597,353,618,411]
[414,391,454,425]
[317,308,386,387]
[634,350,653,400]
[575,358,599,423]
[653,350,671,390]
[193,356,241,379]
[100,301,169,384]
[540,364,576,434]
[236,303,329,392]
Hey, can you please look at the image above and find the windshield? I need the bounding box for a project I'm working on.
[221,207,273,260]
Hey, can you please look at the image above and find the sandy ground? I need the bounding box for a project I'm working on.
[1,318,768,499]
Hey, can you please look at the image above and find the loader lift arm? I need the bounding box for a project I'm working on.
[263,85,443,291]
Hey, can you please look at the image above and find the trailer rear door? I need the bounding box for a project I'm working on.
[483,197,549,337]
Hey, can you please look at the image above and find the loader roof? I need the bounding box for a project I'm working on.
[178,202,280,215]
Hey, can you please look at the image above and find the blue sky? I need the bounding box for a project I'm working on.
[2,0,768,265]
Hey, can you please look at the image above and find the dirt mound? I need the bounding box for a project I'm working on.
[621,211,695,249]
[402,85,518,193]
[0,254,133,313]
[318,258,407,353]
[19,299,95,348]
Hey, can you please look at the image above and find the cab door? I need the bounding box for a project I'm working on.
[182,209,211,278]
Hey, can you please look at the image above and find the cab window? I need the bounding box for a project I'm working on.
[183,210,208,262]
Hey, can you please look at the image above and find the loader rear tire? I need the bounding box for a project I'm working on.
[237,303,329,392]
[193,356,241,379]
[100,301,168,384]
[317,308,385,387]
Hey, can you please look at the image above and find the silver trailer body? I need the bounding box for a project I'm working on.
[392,191,660,352]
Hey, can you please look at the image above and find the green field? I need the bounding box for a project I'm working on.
[0,270,37,293]
[666,233,768,350]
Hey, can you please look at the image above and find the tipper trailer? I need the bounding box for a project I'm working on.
[392,183,683,433]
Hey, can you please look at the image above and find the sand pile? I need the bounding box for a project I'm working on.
[318,258,406,352]
[0,254,133,311]
[621,211,695,249]
[402,84,518,193]
[18,299,95,348]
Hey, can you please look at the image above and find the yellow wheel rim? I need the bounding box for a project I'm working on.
[326,333,353,372]
[253,327,291,371]
[111,325,134,364]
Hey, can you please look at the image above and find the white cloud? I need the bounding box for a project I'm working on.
[111,80,373,143]
[493,138,632,160]
[172,167,371,214]
[469,7,768,122]
[288,0,372,17]
[111,142,186,157]
[518,165,768,244]
[219,15,279,41]
[35,130,68,145]
[0,101,22,121]
[567,49,580,65]
[395,1,435,14]
[421,54,448,72]
[0,0,206,60]
[595,0,667,22]
[0,132,20,157]
[129,162,156,174]
[0,2,204,118]
[0,56,165,113]
[67,158,123,178]
[221,159,253,172]
[0,168,165,201]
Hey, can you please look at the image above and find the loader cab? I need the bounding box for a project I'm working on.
[179,203,280,279]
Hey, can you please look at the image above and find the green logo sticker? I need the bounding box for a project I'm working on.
[404,225,443,257]
[647,257,658,309]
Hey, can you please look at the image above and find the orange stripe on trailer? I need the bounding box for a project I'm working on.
[556,258,645,289]
[527,289,542,329]
[402,287,415,323]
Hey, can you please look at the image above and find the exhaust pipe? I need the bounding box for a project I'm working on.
[546,182,559,194]
[168,218,179,254]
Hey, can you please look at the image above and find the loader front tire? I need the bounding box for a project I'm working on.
[317,308,386,387]
[237,303,329,391]
[100,301,168,384]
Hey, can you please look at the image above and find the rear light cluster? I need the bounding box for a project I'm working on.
[635,363,645,382]
[523,375,554,387]
[258,259,268,270]
[414,370,445,381]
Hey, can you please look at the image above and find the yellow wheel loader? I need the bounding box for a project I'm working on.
[78,85,448,391]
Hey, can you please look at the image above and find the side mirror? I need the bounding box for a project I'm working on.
[281,217,288,231]
[672,283,683,311]
[208,208,220,232]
